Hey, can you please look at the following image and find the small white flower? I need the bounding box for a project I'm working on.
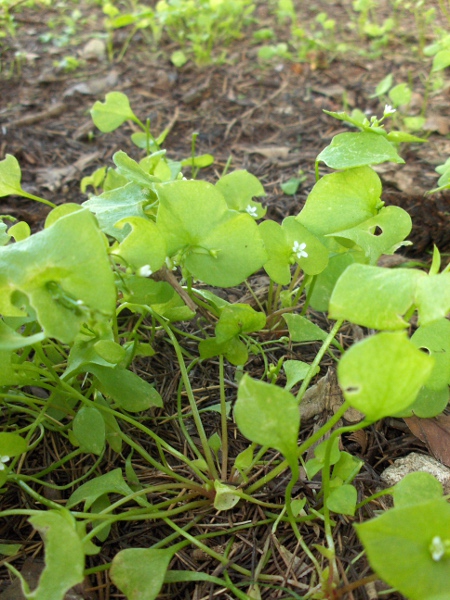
[292,240,308,259]
[430,536,445,561]
[138,264,153,277]
[0,456,10,471]
[246,205,258,217]
[383,104,396,116]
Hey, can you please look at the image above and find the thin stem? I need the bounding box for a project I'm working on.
[20,191,56,209]
[296,318,344,404]
[219,354,229,480]
[247,402,349,495]
[152,312,219,479]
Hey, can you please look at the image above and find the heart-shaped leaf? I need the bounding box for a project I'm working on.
[91,92,137,132]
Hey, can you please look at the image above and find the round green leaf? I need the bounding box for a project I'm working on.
[112,216,167,273]
[356,499,450,600]
[411,319,450,390]
[329,264,424,330]
[0,432,27,456]
[297,167,382,237]
[338,332,434,420]
[110,548,173,600]
[393,472,443,509]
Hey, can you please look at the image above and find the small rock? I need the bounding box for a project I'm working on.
[381,452,450,493]
[80,39,106,61]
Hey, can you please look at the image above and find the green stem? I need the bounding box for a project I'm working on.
[219,354,229,480]
[247,402,349,495]
[287,263,302,293]
[20,191,56,209]
[152,313,219,480]
[296,318,344,404]
[284,461,322,572]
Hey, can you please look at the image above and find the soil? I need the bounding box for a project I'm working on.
[0,1,449,599]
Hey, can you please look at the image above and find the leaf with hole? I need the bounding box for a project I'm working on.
[297,167,382,239]
[338,332,434,420]
[328,205,412,265]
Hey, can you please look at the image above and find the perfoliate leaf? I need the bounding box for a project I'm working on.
[393,472,443,508]
[91,91,137,132]
[316,132,404,169]
[0,210,116,343]
[110,548,173,600]
[157,180,267,287]
[112,216,167,272]
[297,167,382,238]
[338,332,434,420]
[329,205,412,264]
[356,499,450,600]
[26,510,84,600]
[234,375,300,468]
[329,264,424,330]
[215,170,266,217]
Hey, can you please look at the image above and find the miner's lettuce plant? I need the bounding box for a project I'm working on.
[0,91,449,600]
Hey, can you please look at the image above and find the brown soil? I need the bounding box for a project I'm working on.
[0,1,449,599]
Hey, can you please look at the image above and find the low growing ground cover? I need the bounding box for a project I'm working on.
[0,1,450,599]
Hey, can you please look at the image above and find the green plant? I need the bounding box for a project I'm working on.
[102,0,255,64]
[0,92,449,599]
